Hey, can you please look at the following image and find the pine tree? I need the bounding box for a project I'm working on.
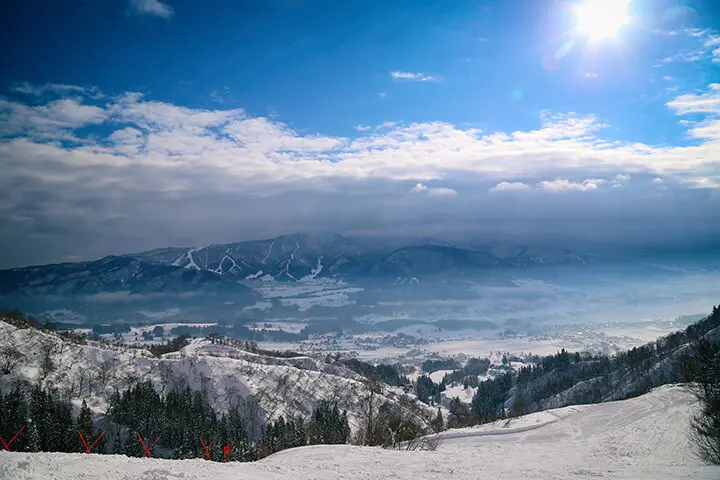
[432,407,443,432]
[308,401,349,445]
[75,400,94,452]
[0,383,27,451]
[26,419,41,452]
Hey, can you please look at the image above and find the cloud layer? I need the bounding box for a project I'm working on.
[128,0,174,18]
[390,71,440,82]
[0,82,719,267]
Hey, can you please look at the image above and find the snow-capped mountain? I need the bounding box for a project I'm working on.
[131,231,365,281]
[0,255,250,297]
[3,231,716,327]
[0,231,593,297]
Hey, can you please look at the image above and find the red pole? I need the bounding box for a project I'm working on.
[0,425,25,452]
[137,433,161,458]
[79,430,106,453]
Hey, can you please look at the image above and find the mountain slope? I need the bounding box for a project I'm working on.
[0,318,435,435]
[131,231,365,281]
[0,255,248,296]
[0,385,714,480]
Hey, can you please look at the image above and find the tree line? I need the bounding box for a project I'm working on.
[436,304,720,455]
[0,380,351,461]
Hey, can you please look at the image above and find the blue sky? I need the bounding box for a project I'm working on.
[0,0,719,267]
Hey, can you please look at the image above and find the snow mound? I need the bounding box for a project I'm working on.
[0,384,716,480]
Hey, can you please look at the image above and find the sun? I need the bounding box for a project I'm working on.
[575,0,630,40]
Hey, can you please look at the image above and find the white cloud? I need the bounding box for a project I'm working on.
[390,71,440,82]
[1,85,719,188]
[656,28,720,65]
[355,125,372,132]
[537,178,606,191]
[129,0,173,18]
[410,183,458,196]
[489,182,531,192]
[666,84,720,114]
[108,127,145,156]
[651,177,664,184]
[1,83,720,267]
[584,72,598,78]
[11,82,103,98]
[705,35,720,63]
[378,92,386,99]
[685,177,720,189]
[0,98,108,138]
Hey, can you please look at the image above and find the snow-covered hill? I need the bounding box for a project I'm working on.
[0,385,715,479]
[0,320,436,433]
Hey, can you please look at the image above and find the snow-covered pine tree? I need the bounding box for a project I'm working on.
[432,406,443,432]
[75,400,93,452]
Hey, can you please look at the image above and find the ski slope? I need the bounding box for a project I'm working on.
[1,385,717,480]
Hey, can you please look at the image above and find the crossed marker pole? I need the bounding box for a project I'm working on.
[78,430,106,454]
[199,435,217,461]
[136,433,162,458]
[0,425,25,451]
[3,426,231,461]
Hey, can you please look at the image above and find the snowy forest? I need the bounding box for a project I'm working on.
[1,306,719,464]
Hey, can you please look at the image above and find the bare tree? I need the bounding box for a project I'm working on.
[240,394,263,441]
[0,346,25,375]
[158,362,172,393]
[85,369,98,396]
[77,367,95,397]
[39,343,56,380]
[97,358,118,388]
[404,434,440,451]
[199,371,213,399]
[357,381,385,446]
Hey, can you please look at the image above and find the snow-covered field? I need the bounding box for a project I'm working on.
[1,385,715,480]
[441,384,476,405]
[251,277,363,311]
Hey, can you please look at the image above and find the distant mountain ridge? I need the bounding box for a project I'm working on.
[130,231,365,282]
[0,231,597,300]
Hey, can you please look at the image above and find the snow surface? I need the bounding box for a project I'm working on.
[0,385,716,480]
[428,369,454,383]
[441,384,476,405]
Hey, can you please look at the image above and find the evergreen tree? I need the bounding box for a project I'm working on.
[75,400,93,452]
[309,401,350,445]
[0,383,28,451]
[432,407,443,432]
[686,338,720,464]
[26,420,41,452]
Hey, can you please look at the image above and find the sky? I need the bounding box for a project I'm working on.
[0,0,719,268]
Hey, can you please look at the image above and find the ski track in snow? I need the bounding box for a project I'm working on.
[0,385,717,480]
[262,239,276,264]
[183,248,201,271]
[211,254,240,275]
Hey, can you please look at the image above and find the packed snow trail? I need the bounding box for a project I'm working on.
[1,385,718,480]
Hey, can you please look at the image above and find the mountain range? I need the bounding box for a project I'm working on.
[1,231,717,327]
[0,231,594,298]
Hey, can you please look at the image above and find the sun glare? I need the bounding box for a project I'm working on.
[575,0,630,40]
